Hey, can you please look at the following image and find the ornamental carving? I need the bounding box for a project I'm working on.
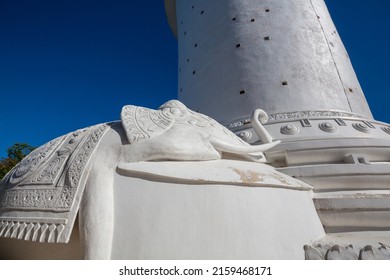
[352,123,370,133]
[280,124,299,135]
[121,100,280,163]
[7,136,66,186]
[269,111,364,122]
[121,100,239,145]
[0,219,66,243]
[0,123,110,243]
[319,122,337,133]
[304,244,390,260]
[225,111,366,129]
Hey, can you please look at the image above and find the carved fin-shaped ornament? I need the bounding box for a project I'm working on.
[121,105,175,144]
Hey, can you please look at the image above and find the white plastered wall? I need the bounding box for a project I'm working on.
[175,0,372,123]
[110,169,325,259]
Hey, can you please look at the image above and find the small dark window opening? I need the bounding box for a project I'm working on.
[251,18,255,22]
[194,43,198,48]
[240,90,246,95]
[264,36,270,41]
[358,157,366,164]
[187,58,190,62]
[265,8,270,12]
[201,10,204,15]
[282,81,288,86]
[232,17,237,21]
[193,70,196,75]
[192,5,194,9]
[236,43,241,48]
[184,31,187,35]
[349,88,353,93]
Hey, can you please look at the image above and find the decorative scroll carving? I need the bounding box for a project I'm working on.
[225,110,367,129]
[228,119,251,129]
[23,156,67,185]
[0,123,110,243]
[304,244,390,260]
[0,124,108,210]
[269,111,365,122]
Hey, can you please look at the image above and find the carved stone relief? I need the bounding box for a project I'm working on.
[280,124,299,135]
[121,100,280,162]
[304,243,390,260]
[226,111,367,130]
[319,122,337,133]
[0,123,110,243]
[268,111,365,122]
[352,123,370,133]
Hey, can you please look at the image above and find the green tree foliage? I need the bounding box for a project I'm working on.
[0,143,35,180]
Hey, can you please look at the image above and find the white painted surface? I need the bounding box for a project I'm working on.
[117,160,312,191]
[111,161,325,259]
[168,0,372,124]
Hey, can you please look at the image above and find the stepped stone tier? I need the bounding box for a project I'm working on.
[0,0,389,259]
[166,0,390,259]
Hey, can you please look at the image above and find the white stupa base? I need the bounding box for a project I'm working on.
[110,160,325,259]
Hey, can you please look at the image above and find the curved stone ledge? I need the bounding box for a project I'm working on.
[117,160,312,191]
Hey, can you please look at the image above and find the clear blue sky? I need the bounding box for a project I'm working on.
[0,0,389,158]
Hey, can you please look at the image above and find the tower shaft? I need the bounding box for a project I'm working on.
[168,0,372,124]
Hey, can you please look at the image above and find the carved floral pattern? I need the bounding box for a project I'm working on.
[22,157,67,186]
[7,136,66,186]
[121,105,174,144]
[0,123,110,242]
[226,111,367,129]
[56,124,108,208]
[269,111,365,122]
[121,100,246,146]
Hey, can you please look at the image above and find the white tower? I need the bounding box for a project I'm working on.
[166,0,390,258]
[165,0,372,124]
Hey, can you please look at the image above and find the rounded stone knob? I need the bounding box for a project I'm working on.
[280,124,299,135]
[319,122,337,133]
